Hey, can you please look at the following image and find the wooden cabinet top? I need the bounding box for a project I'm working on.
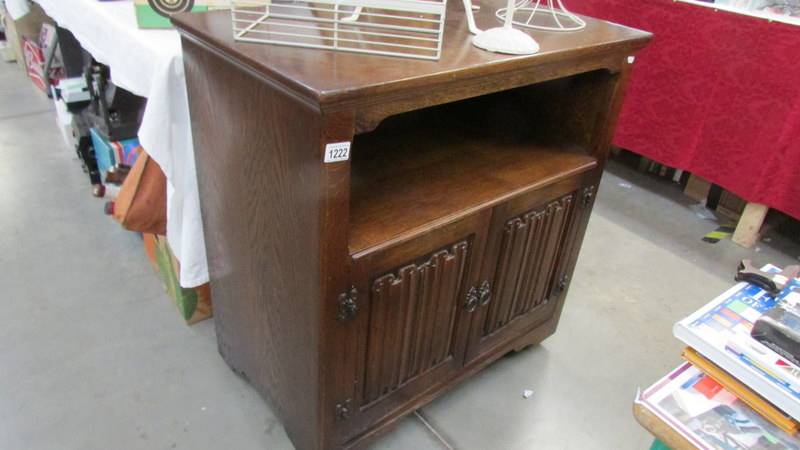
[173,3,650,108]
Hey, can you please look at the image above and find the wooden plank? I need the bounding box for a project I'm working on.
[348,120,597,256]
[732,202,769,248]
[633,403,696,450]
[683,174,711,203]
[717,190,747,220]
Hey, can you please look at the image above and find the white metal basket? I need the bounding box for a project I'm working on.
[231,0,447,60]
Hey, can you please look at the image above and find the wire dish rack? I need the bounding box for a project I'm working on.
[231,0,447,60]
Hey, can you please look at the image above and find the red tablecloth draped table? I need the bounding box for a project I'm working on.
[569,0,800,220]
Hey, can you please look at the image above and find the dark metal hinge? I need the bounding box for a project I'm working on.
[581,186,596,208]
[554,274,569,296]
[465,280,492,312]
[335,399,352,421]
[336,287,358,321]
[464,286,479,312]
[478,280,492,307]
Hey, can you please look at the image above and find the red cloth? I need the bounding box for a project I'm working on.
[570,0,800,220]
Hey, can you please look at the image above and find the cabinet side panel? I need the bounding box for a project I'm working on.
[182,38,322,450]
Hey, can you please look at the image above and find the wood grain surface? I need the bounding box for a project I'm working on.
[634,403,696,450]
[182,37,326,450]
[174,3,651,448]
[173,1,650,112]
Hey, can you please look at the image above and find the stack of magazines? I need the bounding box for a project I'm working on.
[636,265,800,449]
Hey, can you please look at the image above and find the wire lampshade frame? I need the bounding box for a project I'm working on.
[495,0,586,32]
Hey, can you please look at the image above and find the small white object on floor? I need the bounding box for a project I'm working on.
[690,204,715,221]
[522,389,534,398]
[618,182,633,189]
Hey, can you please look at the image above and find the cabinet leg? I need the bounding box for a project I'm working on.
[513,342,534,353]
[217,342,249,381]
[732,202,768,248]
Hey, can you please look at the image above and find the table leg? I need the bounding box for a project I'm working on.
[732,202,768,248]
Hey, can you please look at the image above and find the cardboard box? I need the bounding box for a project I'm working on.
[51,85,76,149]
[143,234,213,324]
[55,77,91,104]
[0,39,15,62]
[21,22,63,92]
[1,3,52,71]
[134,0,228,28]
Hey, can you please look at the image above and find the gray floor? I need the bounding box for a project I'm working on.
[2,60,799,450]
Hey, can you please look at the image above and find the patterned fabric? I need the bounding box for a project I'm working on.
[571,0,800,220]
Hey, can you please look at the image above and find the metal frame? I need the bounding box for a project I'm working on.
[496,0,586,32]
[231,0,447,60]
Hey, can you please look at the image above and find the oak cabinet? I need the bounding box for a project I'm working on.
[174,4,649,449]
[336,170,597,441]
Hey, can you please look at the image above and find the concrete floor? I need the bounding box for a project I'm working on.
[2,59,800,450]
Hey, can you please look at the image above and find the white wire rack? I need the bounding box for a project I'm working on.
[231,0,447,60]
[496,0,586,32]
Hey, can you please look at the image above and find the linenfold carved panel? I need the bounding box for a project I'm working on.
[482,195,575,337]
[362,241,469,405]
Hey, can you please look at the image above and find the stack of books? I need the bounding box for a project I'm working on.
[636,265,800,449]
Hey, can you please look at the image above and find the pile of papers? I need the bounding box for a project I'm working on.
[637,265,800,449]
[639,363,799,449]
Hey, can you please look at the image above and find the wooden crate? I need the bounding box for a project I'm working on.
[143,233,212,324]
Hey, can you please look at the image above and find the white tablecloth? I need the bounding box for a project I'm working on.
[34,0,208,288]
[5,0,31,20]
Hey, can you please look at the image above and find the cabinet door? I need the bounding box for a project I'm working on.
[331,210,491,443]
[464,176,596,363]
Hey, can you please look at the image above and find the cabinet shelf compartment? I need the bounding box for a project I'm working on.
[348,77,605,258]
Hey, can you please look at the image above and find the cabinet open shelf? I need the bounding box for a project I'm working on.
[348,96,598,257]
